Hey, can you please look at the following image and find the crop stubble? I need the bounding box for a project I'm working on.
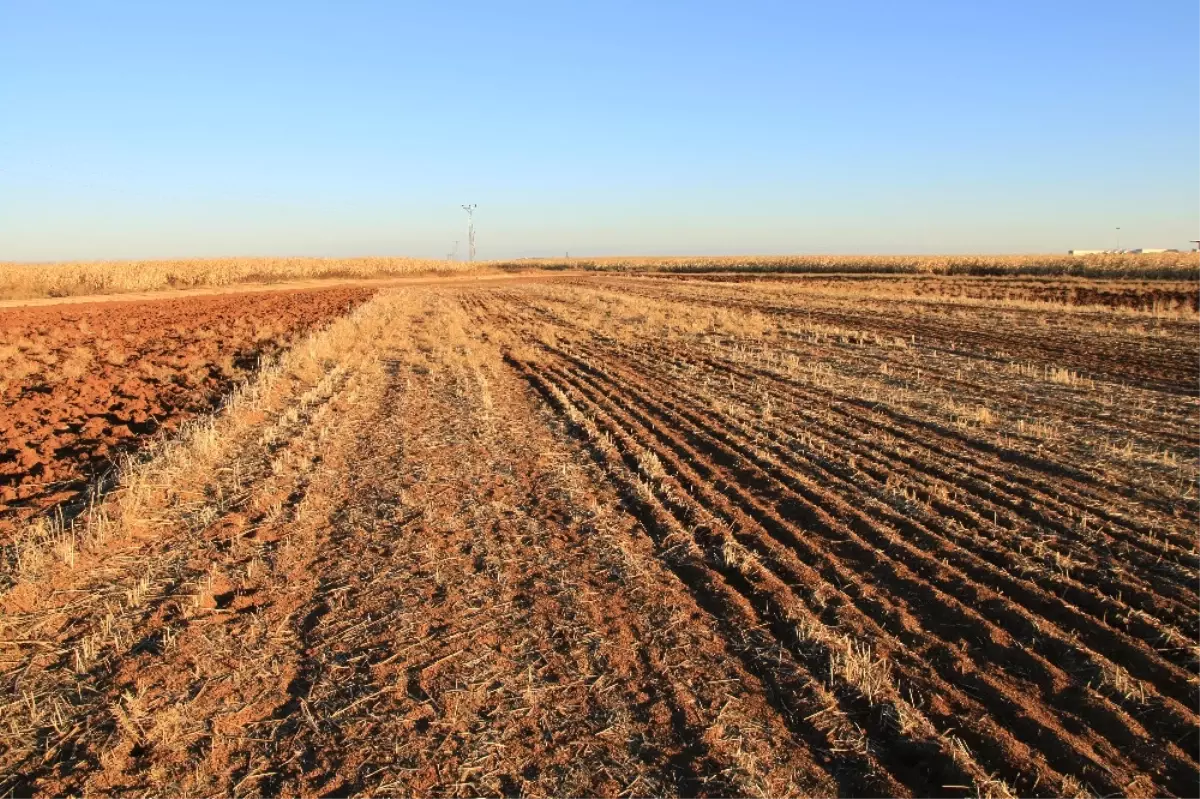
[0,275,1196,797]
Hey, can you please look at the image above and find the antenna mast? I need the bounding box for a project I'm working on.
[461,204,477,261]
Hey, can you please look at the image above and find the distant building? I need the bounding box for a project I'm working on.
[1068,249,1106,255]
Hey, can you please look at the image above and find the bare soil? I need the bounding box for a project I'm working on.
[1,276,1196,797]
[645,272,1200,312]
[0,287,373,536]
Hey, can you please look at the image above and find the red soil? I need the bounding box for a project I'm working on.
[0,287,372,536]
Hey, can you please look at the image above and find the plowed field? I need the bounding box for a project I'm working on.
[0,288,373,537]
[2,276,1196,797]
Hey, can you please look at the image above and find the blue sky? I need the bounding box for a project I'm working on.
[2,0,1197,260]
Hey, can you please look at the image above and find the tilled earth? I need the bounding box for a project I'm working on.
[1,277,1196,797]
[647,273,1200,313]
[0,287,373,535]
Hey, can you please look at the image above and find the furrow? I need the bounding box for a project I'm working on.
[520,349,1141,797]
[684,346,1197,568]
[537,338,1200,791]
[512,356,987,798]
[595,337,1199,656]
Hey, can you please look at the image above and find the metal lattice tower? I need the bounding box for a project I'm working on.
[461,204,477,261]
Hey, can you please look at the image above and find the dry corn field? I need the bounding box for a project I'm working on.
[2,252,1196,300]
[1,273,1197,797]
